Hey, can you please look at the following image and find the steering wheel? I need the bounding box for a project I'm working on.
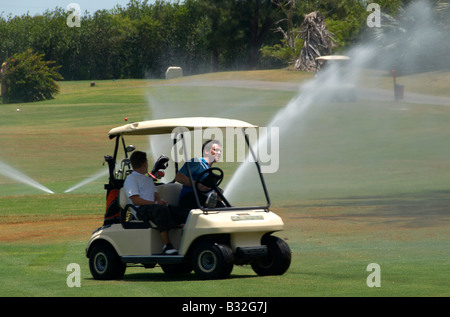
[195,167,224,193]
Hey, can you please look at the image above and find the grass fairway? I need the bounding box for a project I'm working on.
[0,70,449,297]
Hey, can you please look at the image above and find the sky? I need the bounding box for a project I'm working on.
[0,0,156,17]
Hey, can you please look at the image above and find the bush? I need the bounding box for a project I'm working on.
[1,49,63,103]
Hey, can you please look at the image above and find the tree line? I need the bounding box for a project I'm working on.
[0,0,405,81]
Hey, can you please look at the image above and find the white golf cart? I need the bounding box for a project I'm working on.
[86,117,291,280]
[315,55,357,102]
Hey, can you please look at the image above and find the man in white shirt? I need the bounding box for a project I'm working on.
[124,151,188,255]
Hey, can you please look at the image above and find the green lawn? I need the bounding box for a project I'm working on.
[0,69,449,297]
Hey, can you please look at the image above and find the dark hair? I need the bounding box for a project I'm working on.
[202,139,221,156]
[130,151,147,169]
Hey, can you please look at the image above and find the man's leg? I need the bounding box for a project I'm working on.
[169,205,190,225]
[160,231,170,245]
[179,192,207,210]
[137,204,177,254]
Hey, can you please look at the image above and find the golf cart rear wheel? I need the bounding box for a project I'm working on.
[192,242,234,280]
[251,236,291,276]
[89,243,126,280]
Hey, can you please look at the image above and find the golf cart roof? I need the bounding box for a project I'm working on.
[315,55,350,61]
[109,117,257,138]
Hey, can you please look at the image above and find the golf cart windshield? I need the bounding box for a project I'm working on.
[107,117,271,213]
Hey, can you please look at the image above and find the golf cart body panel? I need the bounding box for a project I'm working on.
[87,223,183,257]
[86,116,290,280]
[179,209,284,255]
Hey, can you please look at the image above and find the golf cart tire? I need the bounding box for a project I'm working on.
[89,242,126,280]
[251,236,291,276]
[192,242,234,280]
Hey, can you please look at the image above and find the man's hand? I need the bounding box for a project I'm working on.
[198,184,211,192]
[156,199,168,205]
[130,195,166,206]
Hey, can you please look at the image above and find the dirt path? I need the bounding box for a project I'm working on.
[0,215,103,244]
[158,79,450,106]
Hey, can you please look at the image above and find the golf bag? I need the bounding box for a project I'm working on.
[103,155,124,225]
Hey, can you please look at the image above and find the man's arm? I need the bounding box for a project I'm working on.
[175,172,191,187]
[175,172,210,192]
[129,194,166,206]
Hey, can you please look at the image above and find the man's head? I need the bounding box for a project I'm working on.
[202,139,222,165]
[130,151,148,172]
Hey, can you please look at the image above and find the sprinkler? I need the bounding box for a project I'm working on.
[392,70,404,101]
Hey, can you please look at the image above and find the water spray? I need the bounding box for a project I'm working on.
[225,0,447,203]
[0,161,54,194]
[64,169,108,193]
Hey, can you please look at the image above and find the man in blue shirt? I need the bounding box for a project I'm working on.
[175,139,222,209]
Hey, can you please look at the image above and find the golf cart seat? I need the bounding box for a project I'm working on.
[119,187,137,218]
[118,187,155,228]
[156,183,182,207]
[118,184,182,227]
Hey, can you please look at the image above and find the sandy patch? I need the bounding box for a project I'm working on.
[0,215,103,244]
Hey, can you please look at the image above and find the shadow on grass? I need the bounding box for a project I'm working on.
[121,272,257,282]
[84,271,258,283]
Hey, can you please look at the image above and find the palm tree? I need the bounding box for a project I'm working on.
[294,11,336,72]
[368,0,450,73]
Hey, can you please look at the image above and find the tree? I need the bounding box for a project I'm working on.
[1,49,63,103]
[197,0,281,71]
[295,11,335,71]
[236,0,280,69]
[196,0,238,72]
[367,0,450,73]
[261,0,303,66]
[1,0,381,78]
[260,0,372,69]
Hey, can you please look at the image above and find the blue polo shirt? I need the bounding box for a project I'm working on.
[178,157,210,199]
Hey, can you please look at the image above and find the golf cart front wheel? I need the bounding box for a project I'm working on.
[192,242,234,279]
[251,236,291,276]
[89,243,126,280]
